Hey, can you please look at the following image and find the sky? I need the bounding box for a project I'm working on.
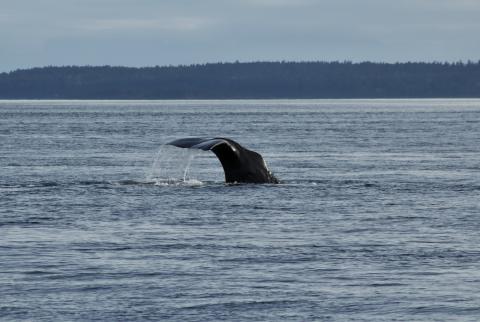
[1,0,480,72]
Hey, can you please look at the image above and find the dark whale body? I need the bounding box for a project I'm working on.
[166,137,279,184]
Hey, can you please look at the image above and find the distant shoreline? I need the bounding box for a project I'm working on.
[1,61,480,99]
[2,98,480,103]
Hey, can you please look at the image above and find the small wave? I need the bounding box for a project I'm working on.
[116,178,206,187]
[181,299,302,311]
[116,179,147,186]
[276,179,327,187]
[78,180,110,186]
[152,178,204,187]
[0,181,60,190]
[0,216,57,227]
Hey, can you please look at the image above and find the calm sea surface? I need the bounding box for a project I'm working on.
[1,99,480,321]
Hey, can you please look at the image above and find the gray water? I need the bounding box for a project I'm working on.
[1,99,480,321]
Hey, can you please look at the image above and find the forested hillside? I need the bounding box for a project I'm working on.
[1,61,479,99]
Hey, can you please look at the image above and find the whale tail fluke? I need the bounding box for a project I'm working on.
[166,137,279,184]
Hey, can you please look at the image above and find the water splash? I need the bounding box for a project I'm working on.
[146,145,202,185]
[153,178,203,187]
[183,152,195,181]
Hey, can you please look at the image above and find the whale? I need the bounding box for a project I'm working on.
[166,137,279,184]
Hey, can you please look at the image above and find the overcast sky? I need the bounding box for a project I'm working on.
[1,0,479,72]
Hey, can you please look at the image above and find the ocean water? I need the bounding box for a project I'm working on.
[1,99,480,321]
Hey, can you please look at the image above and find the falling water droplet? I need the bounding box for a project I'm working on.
[147,144,202,185]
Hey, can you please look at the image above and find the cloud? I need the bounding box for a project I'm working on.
[78,17,213,32]
[243,0,314,7]
[1,0,480,71]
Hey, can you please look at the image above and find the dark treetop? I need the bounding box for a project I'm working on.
[1,61,480,99]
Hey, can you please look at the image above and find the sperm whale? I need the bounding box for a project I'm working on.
[166,137,279,184]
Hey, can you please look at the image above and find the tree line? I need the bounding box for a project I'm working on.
[1,61,479,99]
